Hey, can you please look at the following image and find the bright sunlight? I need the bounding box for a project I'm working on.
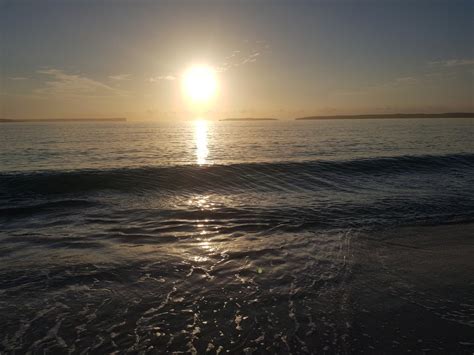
[182,65,217,104]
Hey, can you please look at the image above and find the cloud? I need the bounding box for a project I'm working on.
[10,77,28,81]
[35,69,121,97]
[334,75,421,97]
[241,52,260,64]
[109,74,131,81]
[377,76,420,89]
[429,59,474,67]
[225,50,240,60]
[424,71,456,79]
[217,40,269,72]
[149,75,176,82]
[148,39,270,80]
[394,77,418,84]
[217,50,263,72]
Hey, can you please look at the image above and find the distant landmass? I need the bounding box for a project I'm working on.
[220,118,278,121]
[0,118,127,123]
[295,113,474,120]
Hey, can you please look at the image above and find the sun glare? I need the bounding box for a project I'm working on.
[182,65,217,103]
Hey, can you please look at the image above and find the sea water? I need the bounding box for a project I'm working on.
[1,118,473,353]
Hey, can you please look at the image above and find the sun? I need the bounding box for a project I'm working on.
[182,65,217,104]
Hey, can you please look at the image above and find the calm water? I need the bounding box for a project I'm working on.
[1,118,473,353]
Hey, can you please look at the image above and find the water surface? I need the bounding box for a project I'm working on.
[1,118,473,353]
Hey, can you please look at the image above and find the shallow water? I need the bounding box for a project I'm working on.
[1,118,473,353]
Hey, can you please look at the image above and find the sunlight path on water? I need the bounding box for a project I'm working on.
[194,119,209,165]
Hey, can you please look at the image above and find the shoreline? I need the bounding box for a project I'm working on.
[348,223,474,352]
[295,112,474,120]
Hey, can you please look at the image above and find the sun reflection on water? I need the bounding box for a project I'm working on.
[194,119,209,165]
[184,193,219,263]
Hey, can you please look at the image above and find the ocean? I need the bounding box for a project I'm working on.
[1,118,473,353]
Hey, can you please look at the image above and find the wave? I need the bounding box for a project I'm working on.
[0,200,98,217]
[1,153,473,197]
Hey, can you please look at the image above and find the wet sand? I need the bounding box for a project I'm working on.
[349,223,474,353]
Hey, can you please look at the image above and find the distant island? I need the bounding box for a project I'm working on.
[295,113,474,120]
[0,118,127,123]
[220,118,278,121]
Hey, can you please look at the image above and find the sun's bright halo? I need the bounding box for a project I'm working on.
[182,65,217,103]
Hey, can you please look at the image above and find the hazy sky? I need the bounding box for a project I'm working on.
[1,0,473,120]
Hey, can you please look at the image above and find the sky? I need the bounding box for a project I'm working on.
[1,0,473,120]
